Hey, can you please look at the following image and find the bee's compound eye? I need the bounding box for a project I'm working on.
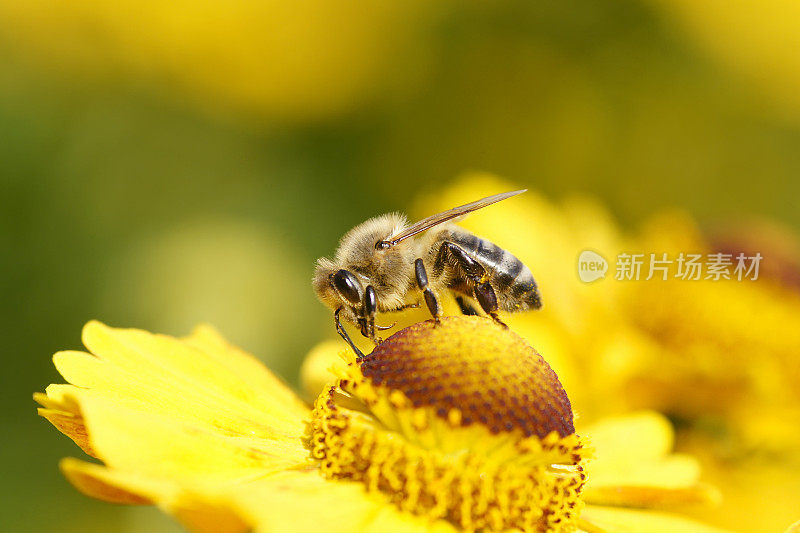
[375,240,391,250]
[332,269,362,305]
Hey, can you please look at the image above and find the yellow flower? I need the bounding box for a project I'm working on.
[38,317,724,532]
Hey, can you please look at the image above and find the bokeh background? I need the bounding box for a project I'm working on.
[2,1,799,531]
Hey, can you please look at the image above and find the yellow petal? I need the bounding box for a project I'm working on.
[580,505,730,533]
[587,453,702,489]
[61,458,250,533]
[582,484,721,509]
[234,472,382,533]
[185,323,307,413]
[169,496,250,533]
[43,321,309,444]
[299,339,349,400]
[64,385,310,481]
[61,457,457,533]
[60,456,417,533]
[358,506,459,533]
[228,470,458,533]
[583,411,674,464]
[61,458,153,504]
[582,411,705,492]
[35,390,96,457]
[75,320,308,434]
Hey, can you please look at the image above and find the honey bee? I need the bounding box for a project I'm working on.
[313,190,542,356]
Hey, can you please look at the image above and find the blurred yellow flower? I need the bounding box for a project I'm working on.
[0,0,441,121]
[37,318,724,532]
[649,0,800,120]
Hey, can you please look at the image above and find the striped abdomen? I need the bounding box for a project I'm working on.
[445,228,542,312]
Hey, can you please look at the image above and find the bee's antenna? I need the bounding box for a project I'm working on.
[334,307,365,360]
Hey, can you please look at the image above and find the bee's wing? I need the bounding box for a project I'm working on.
[382,189,526,247]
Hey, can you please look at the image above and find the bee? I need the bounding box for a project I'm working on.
[313,190,542,357]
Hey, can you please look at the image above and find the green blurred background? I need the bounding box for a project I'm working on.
[2,0,799,531]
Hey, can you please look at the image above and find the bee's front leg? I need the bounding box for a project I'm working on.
[414,258,442,323]
[334,307,365,359]
[363,285,382,345]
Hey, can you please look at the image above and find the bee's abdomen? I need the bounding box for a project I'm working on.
[448,230,542,312]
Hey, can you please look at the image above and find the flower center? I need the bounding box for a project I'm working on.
[309,317,586,532]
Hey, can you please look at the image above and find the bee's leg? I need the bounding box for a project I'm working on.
[414,258,441,323]
[454,295,480,316]
[363,285,382,345]
[334,307,365,359]
[473,281,507,328]
[436,242,507,328]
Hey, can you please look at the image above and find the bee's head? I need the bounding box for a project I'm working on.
[313,213,409,323]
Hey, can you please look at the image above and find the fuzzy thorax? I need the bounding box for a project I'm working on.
[309,317,586,532]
